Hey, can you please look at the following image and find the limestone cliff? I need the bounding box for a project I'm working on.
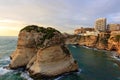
[27,45,78,78]
[95,33,110,50]
[9,25,78,78]
[78,35,97,47]
[10,29,38,69]
[76,33,110,50]
[108,31,120,56]
[68,31,119,55]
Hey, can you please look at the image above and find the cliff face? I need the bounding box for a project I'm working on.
[79,35,97,47]
[73,31,120,55]
[77,33,110,50]
[27,45,78,78]
[108,31,120,55]
[95,33,110,50]
[9,25,78,78]
[10,30,38,69]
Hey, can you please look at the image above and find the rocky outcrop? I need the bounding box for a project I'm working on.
[9,30,38,69]
[75,32,110,50]
[78,35,97,47]
[95,33,110,50]
[108,31,120,56]
[71,31,120,55]
[9,25,78,78]
[27,45,78,78]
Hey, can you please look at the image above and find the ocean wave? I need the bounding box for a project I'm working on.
[111,52,120,61]
[82,46,91,49]
[0,57,10,61]
[54,68,82,80]
[54,75,64,80]
[0,67,12,75]
[72,45,77,48]
[76,68,82,75]
[113,63,119,67]
[20,72,33,80]
[117,77,120,80]
[112,55,120,61]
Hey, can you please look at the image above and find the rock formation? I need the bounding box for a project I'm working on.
[66,31,120,55]
[108,31,120,56]
[74,32,110,50]
[78,35,97,47]
[27,45,78,78]
[9,25,78,78]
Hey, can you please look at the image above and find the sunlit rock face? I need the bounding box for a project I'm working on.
[27,45,78,78]
[9,25,79,78]
[108,31,120,56]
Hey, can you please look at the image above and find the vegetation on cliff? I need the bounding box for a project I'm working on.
[20,25,63,48]
[21,25,60,34]
[99,34,110,45]
[9,25,78,78]
[114,35,120,42]
[20,25,46,33]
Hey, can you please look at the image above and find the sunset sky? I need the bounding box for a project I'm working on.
[0,0,120,36]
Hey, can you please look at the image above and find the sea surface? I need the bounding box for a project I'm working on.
[0,36,120,80]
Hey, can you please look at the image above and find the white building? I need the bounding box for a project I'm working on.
[83,31,99,36]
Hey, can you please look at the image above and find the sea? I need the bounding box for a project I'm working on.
[0,36,120,80]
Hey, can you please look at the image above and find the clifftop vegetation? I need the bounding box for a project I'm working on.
[115,35,120,42]
[20,25,60,33]
[20,25,61,39]
[20,25,63,48]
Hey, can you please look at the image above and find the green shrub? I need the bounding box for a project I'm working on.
[20,25,62,48]
[20,25,47,33]
[100,34,110,45]
[115,35,120,42]
[20,25,39,32]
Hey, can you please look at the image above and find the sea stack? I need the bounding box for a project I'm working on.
[9,25,78,78]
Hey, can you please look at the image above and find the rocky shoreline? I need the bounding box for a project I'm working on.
[8,25,79,79]
[65,31,120,59]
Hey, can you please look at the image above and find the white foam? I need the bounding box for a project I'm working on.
[21,72,33,80]
[54,75,64,80]
[0,57,10,62]
[82,46,91,49]
[76,68,82,75]
[93,48,98,50]
[0,67,11,75]
[54,68,82,80]
[117,77,120,80]
[72,45,77,48]
[112,55,120,61]
[113,63,119,67]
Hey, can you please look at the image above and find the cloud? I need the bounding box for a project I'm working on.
[107,13,120,23]
[0,0,120,35]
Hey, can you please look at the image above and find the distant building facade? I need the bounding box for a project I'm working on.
[74,27,94,35]
[107,24,120,31]
[83,31,99,36]
[95,18,106,32]
[74,27,85,35]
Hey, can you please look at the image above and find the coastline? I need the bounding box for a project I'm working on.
[72,44,120,63]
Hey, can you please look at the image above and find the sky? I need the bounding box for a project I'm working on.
[0,0,120,36]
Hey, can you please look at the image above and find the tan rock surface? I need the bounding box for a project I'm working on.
[28,45,78,76]
[9,25,79,78]
[108,33,120,55]
[9,31,38,69]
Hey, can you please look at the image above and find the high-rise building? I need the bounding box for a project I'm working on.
[107,24,120,31]
[94,18,106,32]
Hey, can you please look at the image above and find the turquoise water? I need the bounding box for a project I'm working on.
[0,36,26,80]
[65,45,120,80]
[0,37,120,80]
